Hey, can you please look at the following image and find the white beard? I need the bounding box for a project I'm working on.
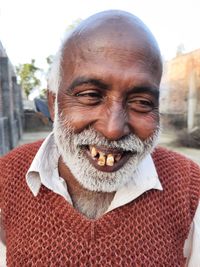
[53,107,160,192]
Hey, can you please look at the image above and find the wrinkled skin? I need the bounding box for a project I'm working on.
[48,10,163,218]
[49,11,162,142]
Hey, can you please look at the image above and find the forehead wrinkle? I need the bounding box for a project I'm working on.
[62,35,162,81]
[64,46,160,75]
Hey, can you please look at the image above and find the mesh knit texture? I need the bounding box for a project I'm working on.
[0,141,200,267]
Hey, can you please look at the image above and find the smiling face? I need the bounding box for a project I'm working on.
[50,11,162,192]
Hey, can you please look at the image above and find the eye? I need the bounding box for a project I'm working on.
[75,90,102,105]
[128,97,155,113]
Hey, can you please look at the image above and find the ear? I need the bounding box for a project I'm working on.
[47,90,56,122]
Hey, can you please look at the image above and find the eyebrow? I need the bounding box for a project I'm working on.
[67,76,160,98]
[67,76,109,92]
[129,86,160,99]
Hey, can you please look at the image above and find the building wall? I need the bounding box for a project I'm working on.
[160,49,200,129]
[0,41,24,155]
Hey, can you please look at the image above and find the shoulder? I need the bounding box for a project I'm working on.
[152,146,200,217]
[0,140,44,207]
[0,140,44,169]
[0,140,44,192]
[152,146,200,173]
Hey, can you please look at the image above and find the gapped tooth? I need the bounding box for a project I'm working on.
[91,146,98,157]
[115,154,122,162]
[106,154,114,166]
[97,152,106,166]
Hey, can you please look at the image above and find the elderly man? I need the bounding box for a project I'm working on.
[0,10,200,266]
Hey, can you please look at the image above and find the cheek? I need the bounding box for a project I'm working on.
[57,93,99,133]
[129,112,159,140]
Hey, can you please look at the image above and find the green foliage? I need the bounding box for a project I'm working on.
[16,19,82,98]
[16,59,41,98]
[39,88,48,99]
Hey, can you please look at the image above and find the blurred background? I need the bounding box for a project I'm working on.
[0,0,199,164]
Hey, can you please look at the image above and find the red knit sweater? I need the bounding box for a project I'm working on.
[0,142,200,267]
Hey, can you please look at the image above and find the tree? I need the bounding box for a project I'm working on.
[16,59,41,98]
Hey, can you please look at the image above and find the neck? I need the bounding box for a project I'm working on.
[58,157,115,219]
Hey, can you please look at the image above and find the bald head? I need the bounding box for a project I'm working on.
[69,10,160,53]
[48,10,162,94]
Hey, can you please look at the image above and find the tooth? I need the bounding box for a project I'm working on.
[106,154,114,166]
[115,154,121,162]
[91,146,97,157]
[97,152,106,166]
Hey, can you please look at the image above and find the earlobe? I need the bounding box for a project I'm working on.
[47,90,56,122]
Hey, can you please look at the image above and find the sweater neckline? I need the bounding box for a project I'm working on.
[42,186,126,238]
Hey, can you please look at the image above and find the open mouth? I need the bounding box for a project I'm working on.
[83,145,134,172]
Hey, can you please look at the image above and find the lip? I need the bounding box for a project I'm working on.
[83,145,133,172]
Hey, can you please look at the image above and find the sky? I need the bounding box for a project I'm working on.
[1,0,200,71]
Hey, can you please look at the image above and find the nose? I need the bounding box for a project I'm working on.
[94,103,130,141]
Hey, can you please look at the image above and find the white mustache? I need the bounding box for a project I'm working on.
[73,128,144,153]
[56,117,160,155]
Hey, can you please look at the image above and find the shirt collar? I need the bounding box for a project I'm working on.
[107,154,162,212]
[27,132,57,194]
[26,132,73,204]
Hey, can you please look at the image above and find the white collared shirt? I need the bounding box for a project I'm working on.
[0,133,200,267]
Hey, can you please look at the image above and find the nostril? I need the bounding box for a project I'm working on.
[93,105,130,140]
[101,123,130,141]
